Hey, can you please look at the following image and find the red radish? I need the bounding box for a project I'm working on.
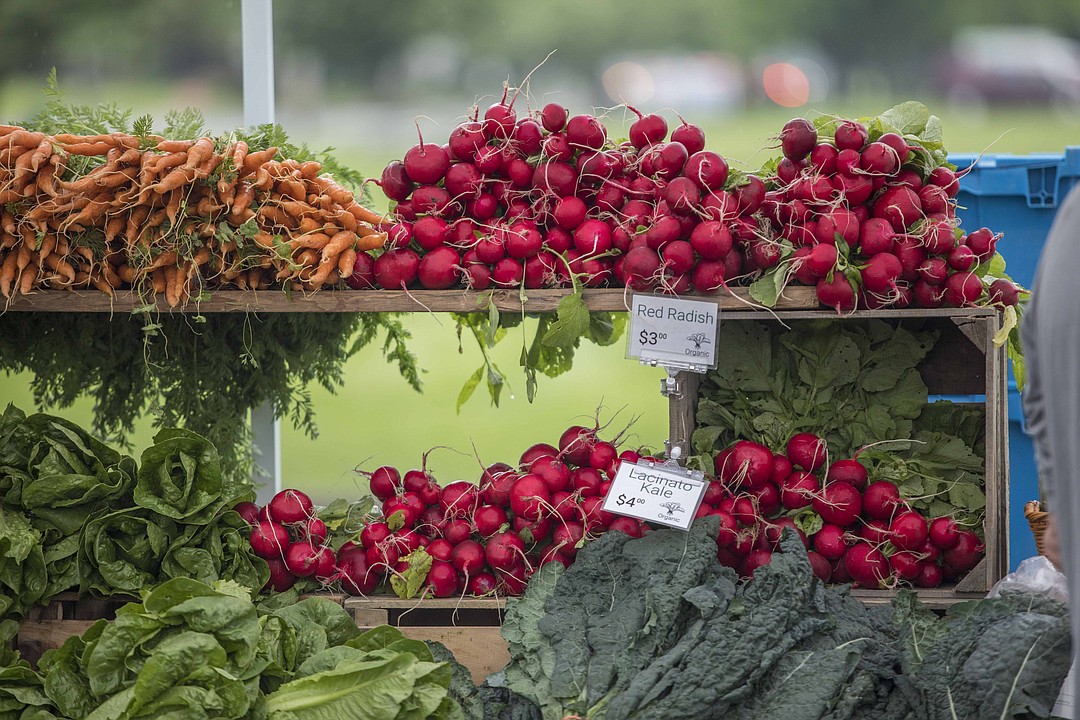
[771,454,794,484]
[234,502,260,527]
[834,121,868,151]
[382,496,419,529]
[360,521,391,549]
[426,560,461,597]
[917,257,949,286]
[709,509,740,548]
[553,196,587,230]
[863,481,902,521]
[541,133,573,163]
[574,219,613,256]
[532,162,577,197]
[741,548,773,578]
[505,157,534,188]
[442,518,472,545]
[889,511,929,551]
[671,121,706,155]
[450,540,487,575]
[873,186,922,232]
[284,541,322,578]
[859,519,892,546]
[813,524,849,560]
[513,118,544,154]
[914,561,943,588]
[250,521,290,559]
[809,143,838,175]
[448,121,486,160]
[551,521,587,558]
[689,221,732,261]
[763,517,807,548]
[826,459,868,489]
[889,551,922,581]
[989,279,1020,306]
[780,471,820,511]
[417,505,445,537]
[441,482,480,519]
[539,102,567,132]
[473,504,509,537]
[780,118,817,161]
[505,223,543,259]
[468,572,499,595]
[374,247,421,289]
[943,531,984,572]
[519,443,558,468]
[683,151,729,190]
[485,531,526,572]
[267,489,314,525]
[302,516,328,543]
[496,566,531,596]
[346,252,377,290]
[859,218,895,256]
[530,456,571,494]
[623,247,662,291]
[263,557,295,592]
[417,246,461,289]
[509,474,550,520]
[559,425,597,466]
[717,440,773,489]
[379,160,413,202]
[929,166,960,196]
[664,177,701,214]
[877,132,909,162]
[607,517,645,538]
[965,227,998,261]
[843,542,889,588]
[734,175,766,214]
[750,482,781,517]
[859,142,900,175]
[483,102,517,139]
[861,252,903,297]
[919,540,941,563]
[580,495,616,528]
[513,514,553,543]
[929,517,961,549]
[565,114,607,150]
[816,273,857,312]
[491,257,524,287]
[943,271,982,307]
[807,551,832,582]
[628,107,668,148]
[786,433,828,471]
[588,442,618,472]
[919,184,950,215]
[443,162,483,199]
[427,538,454,562]
[922,221,956,255]
[571,467,604,497]
[367,467,401,501]
[913,280,945,308]
[404,141,451,185]
[835,173,874,205]
[813,482,862,527]
[730,496,759,527]
[480,463,517,506]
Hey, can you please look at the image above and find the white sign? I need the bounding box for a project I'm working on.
[602,460,707,530]
[627,294,719,371]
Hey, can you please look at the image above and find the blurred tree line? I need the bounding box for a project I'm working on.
[2,0,1080,98]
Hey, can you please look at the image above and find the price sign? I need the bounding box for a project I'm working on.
[627,294,719,371]
[602,460,707,530]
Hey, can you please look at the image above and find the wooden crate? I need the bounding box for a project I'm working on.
[668,306,1009,604]
[345,596,509,683]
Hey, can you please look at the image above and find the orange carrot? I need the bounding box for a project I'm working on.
[62,142,113,156]
[182,137,214,169]
[337,248,357,277]
[357,232,388,252]
[156,139,195,153]
[0,251,16,298]
[151,165,197,194]
[241,147,278,175]
[19,263,38,295]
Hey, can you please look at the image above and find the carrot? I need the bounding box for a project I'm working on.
[336,210,358,233]
[257,205,294,229]
[247,268,263,289]
[151,165,197,194]
[310,176,355,205]
[156,139,195,153]
[231,140,248,173]
[95,165,138,189]
[0,251,16,298]
[288,232,330,251]
[43,254,76,286]
[192,152,222,180]
[62,142,113,156]
[0,211,13,236]
[165,264,183,307]
[0,233,16,250]
[298,216,322,234]
[0,190,20,204]
[230,182,256,217]
[19,263,38,295]
[182,137,214,169]
[241,147,278,175]
[276,177,307,201]
[4,130,46,149]
[125,205,151,247]
[35,161,58,197]
[298,161,322,180]
[345,201,386,227]
[309,230,355,285]
[141,251,179,273]
[117,264,136,284]
[15,241,33,272]
[104,214,126,242]
[165,190,183,225]
[295,248,319,267]
[357,232,388,252]
[252,166,273,191]
[337,248,357,277]
[151,267,168,294]
[38,234,57,264]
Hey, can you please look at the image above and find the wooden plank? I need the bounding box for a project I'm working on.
[343,595,507,612]
[17,620,99,665]
[352,607,390,627]
[397,626,509,683]
[852,587,986,609]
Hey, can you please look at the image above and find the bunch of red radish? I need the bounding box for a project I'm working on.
[338,423,653,598]
[234,490,335,593]
[763,117,1021,311]
[705,433,984,588]
[351,88,760,294]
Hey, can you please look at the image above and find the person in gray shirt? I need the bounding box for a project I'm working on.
[1022,182,1080,710]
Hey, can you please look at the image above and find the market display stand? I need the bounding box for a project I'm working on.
[7,289,1009,676]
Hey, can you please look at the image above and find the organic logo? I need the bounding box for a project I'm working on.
[658,501,684,515]
[687,332,711,350]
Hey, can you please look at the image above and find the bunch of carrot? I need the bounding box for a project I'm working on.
[0,125,386,306]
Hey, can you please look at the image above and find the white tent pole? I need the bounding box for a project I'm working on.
[241,0,281,502]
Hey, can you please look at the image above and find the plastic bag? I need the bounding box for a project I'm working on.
[988,555,1069,603]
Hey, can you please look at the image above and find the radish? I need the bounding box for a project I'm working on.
[877,132,909,162]
[859,141,900,176]
[780,118,817,161]
[505,222,543,259]
[863,481,902,521]
[826,459,868,489]
[709,509,740,548]
[860,252,903,296]
[491,257,524,287]
[649,142,690,179]
[451,539,487,575]
[812,481,862,527]
[661,240,695,274]
[580,495,615,528]
[346,251,377,290]
[509,474,550,520]
[943,271,982,307]
[842,542,889,588]
[816,208,860,245]
[664,177,701,214]
[513,118,544,155]
[417,246,461,289]
[734,175,766,214]
[889,551,922,581]
[480,463,517,506]
[520,443,559,468]
[741,548,773,578]
[922,221,955,255]
[628,107,668,148]
[513,515,553,544]
[771,454,794,484]
[809,143,838,175]
[917,257,949,286]
[730,496,759,527]
[250,521,290,559]
[607,516,645,538]
[913,280,945,308]
[816,273,857,312]
[859,217,895,256]
[539,102,567,132]
[943,531,984,572]
[530,456,571,493]
[302,516,328,543]
[989,279,1020,307]
[360,521,391,549]
[919,540,941,563]
[234,501,260,527]
[496,566,530,596]
[427,538,454,562]
[807,551,832,582]
[670,120,706,155]
[588,442,618,473]
[914,561,943,588]
[267,489,314,526]
[551,521,586,558]
[505,157,534,188]
[532,162,577,197]
[444,162,483,199]
[284,541,323,578]
[834,121,868,151]
[264,557,296,592]
[813,524,849,560]
[683,151,729,190]
[574,218,613,256]
[919,184,950,215]
[374,248,421,289]
[553,196,587,230]
[763,517,807,548]
[689,221,732,261]
[645,215,681,250]
[559,425,597,466]
[468,572,499,596]
[379,160,414,202]
[382,496,419,529]
[750,482,781,517]
[716,440,773,489]
[485,531,526,572]
[448,121,486,160]
[542,133,573,162]
[965,227,998,261]
[404,139,451,185]
[873,186,922,232]
[403,470,440,506]
[780,471,819,511]
[834,172,874,206]
[889,510,928,551]
[571,467,603,497]
[426,560,461,597]
[565,114,607,150]
[441,481,479,519]
[786,432,828,471]
[473,505,509,537]
[441,518,472,545]
[859,518,892,545]
[483,102,517,139]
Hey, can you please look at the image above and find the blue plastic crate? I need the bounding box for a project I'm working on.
[948,148,1080,568]
[951,147,1080,289]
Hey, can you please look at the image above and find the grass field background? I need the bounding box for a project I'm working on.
[1,81,1077,504]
